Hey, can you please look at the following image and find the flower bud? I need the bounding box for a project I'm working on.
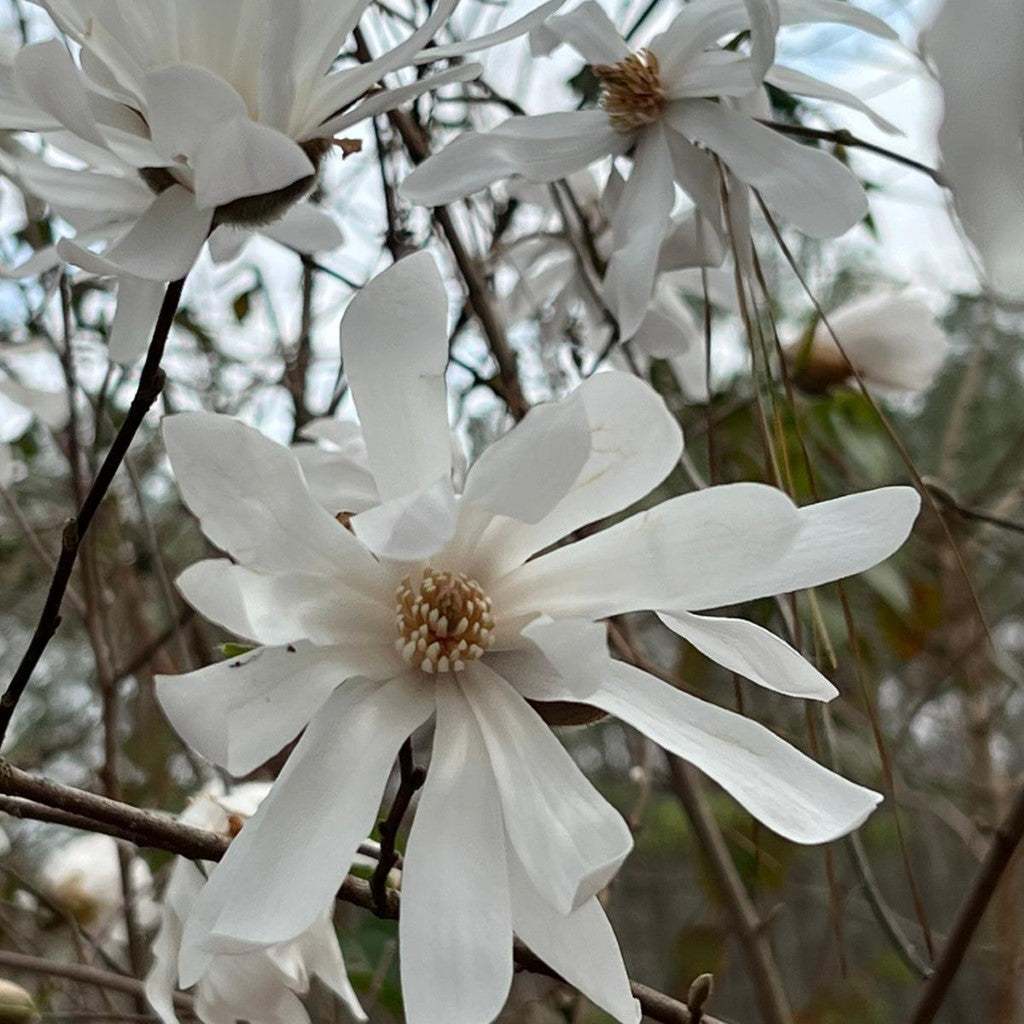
[0,980,39,1024]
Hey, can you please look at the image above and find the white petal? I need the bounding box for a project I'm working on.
[509,854,639,1024]
[319,62,482,136]
[290,913,367,1022]
[57,186,213,281]
[291,445,380,515]
[174,558,393,647]
[260,202,343,254]
[400,111,626,208]
[603,125,676,337]
[656,486,921,612]
[108,276,167,363]
[192,117,314,211]
[298,0,459,139]
[340,253,451,502]
[463,388,589,524]
[156,642,400,777]
[181,675,433,976]
[812,292,949,391]
[765,65,901,135]
[473,371,682,577]
[744,0,780,82]
[462,663,632,913]
[594,661,881,843]
[494,482,800,622]
[143,64,249,163]
[414,0,567,62]
[528,0,630,64]
[14,40,108,149]
[929,0,1024,302]
[207,225,252,264]
[162,413,381,584]
[516,615,611,701]
[666,51,762,99]
[351,475,457,562]
[0,379,69,430]
[400,680,512,1024]
[659,610,837,699]
[632,284,701,358]
[666,100,866,238]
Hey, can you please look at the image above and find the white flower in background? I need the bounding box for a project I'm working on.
[145,781,363,1024]
[787,292,949,394]
[40,832,157,941]
[155,254,919,1024]
[402,0,898,336]
[0,134,344,363]
[927,0,1024,305]
[0,341,71,487]
[0,0,562,352]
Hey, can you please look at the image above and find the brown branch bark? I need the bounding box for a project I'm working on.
[0,278,186,749]
[667,757,793,1024]
[0,761,725,1024]
[909,783,1024,1024]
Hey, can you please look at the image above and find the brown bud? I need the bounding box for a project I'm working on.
[686,973,714,1020]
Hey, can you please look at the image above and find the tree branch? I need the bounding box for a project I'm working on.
[0,279,186,749]
[909,783,1024,1024]
[0,760,726,1024]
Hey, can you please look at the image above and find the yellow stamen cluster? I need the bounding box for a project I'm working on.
[395,569,495,674]
[593,50,666,134]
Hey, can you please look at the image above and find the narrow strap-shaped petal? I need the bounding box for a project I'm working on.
[400,110,627,207]
[340,253,452,502]
[179,674,434,978]
[592,661,881,843]
[658,609,838,699]
[108,276,167,363]
[527,0,630,64]
[665,99,867,238]
[463,387,590,525]
[413,0,569,63]
[162,411,382,584]
[461,662,633,914]
[604,124,677,337]
[765,65,900,134]
[493,482,800,623]
[470,371,681,579]
[156,641,401,777]
[400,679,513,1024]
[56,186,213,281]
[509,852,640,1024]
[260,201,343,253]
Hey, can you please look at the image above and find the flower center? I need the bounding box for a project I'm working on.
[395,568,495,674]
[592,50,666,134]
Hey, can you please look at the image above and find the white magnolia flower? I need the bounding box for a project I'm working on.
[402,0,898,335]
[927,0,1024,304]
[40,832,157,941]
[156,254,918,1024]
[0,134,344,363]
[0,0,561,349]
[145,781,363,1024]
[788,292,949,394]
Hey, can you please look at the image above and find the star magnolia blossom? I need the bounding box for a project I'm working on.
[927,0,1024,304]
[0,0,561,351]
[41,833,157,942]
[156,253,919,1024]
[401,0,899,336]
[789,292,949,394]
[145,782,363,1024]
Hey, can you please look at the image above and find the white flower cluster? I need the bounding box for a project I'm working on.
[2,0,1004,1022]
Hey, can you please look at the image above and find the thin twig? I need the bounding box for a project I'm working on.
[667,757,793,1024]
[757,121,947,189]
[0,762,727,1024]
[370,738,425,912]
[908,784,1024,1024]
[0,279,186,749]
